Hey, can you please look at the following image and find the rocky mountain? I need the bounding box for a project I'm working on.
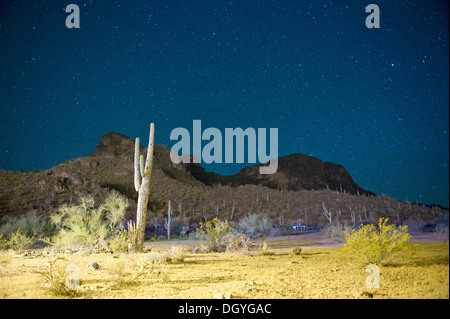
[66,131,375,198]
[64,131,374,195]
[0,131,444,226]
[183,153,374,196]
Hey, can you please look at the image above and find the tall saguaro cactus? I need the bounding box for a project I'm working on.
[133,123,155,252]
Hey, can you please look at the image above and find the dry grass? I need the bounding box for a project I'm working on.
[0,236,447,299]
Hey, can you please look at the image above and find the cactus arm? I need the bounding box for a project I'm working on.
[134,138,141,192]
[143,123,155,177]
[139,154,144,178]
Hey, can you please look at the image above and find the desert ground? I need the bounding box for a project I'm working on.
[0,231,448,299]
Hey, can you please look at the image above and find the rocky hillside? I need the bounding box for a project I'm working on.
[0,131,446,227]
[183,153,374,196]
[82,131,373,196]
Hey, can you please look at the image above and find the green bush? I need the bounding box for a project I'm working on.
[0,211,54,240]
[7,229,37,251]
[108,229,129,253]
[100,190,130,233]
[51,196,108,246]
[341,218,418,265]
[195,218,233,252]
[50,191,129,248]
[195,218,251,252]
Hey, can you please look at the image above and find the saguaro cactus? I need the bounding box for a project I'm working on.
[165,200,172,240]
[322,201,332,224]
[133,123,155,252]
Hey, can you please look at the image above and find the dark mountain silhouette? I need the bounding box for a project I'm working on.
[182,153,374,196]
[89,131,373,196]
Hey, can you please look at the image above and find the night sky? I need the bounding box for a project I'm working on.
[0,0,448,207]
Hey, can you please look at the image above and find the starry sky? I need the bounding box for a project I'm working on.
[0,0,448,207]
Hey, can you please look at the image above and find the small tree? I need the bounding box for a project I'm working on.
[341,218,418,265]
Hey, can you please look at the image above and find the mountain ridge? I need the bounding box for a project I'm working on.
[0,131,445,226]
[92,131,374,196]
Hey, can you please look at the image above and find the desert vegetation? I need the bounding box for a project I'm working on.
[0,194,448,299]
[340,218,418,265]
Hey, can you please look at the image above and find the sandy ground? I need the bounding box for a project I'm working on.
[0,231,448,299]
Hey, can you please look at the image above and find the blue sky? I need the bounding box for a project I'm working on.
[0,0,448,206]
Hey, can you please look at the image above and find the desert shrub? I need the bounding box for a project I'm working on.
[146,246,186,264]
[7,229,37,251]
[168,246,186,263]
[435,223,449,239]
[431,214,449,238]
[100,190,130,233]
[258,241,274,256]
[0,211,54,240]
[108,257,157,289]
[236,213,273,239]
[51,192,129,248]
[223,232,251,253]
[33,257,81,297]
[51,196,109,246]
[147,250,172,264]
[132,255,153,279]
[108,253,163,288]
[194,218,233,252]
[341,218,418,265]
[107,260,132,288]
[0,234,6,250]
[126,220,137,252]
[108,229,129,253]
[322,222,353,242]
[0,249,13,266]
[403,219,427,232]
